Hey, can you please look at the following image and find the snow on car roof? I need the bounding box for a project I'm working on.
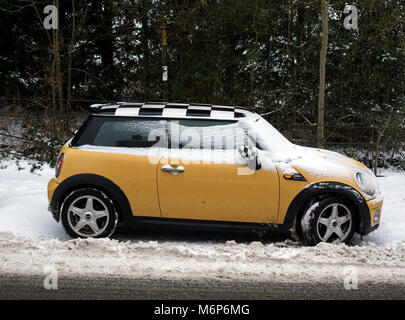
[90,102,253,120]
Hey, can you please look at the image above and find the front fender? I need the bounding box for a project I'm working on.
[283,182,372,235]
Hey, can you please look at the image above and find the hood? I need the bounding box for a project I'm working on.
[283,145,372,182]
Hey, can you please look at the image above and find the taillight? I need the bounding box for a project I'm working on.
[55,153,65,178]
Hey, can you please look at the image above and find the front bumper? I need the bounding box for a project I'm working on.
[362,194,384,235]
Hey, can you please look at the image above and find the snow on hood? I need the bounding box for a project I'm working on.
[254,143,371,182]
[289,146,372,180]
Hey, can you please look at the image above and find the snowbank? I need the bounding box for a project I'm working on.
[0,161,68,240]
[0,231,404,283]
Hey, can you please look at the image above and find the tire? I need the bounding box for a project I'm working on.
[300,196,355,246]
[61,188,118,239]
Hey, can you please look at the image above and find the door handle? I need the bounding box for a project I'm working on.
[161,164,185,175]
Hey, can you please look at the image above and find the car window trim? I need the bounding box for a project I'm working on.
[71,115,263,151]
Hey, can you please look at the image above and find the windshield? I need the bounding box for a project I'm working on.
[240,114,295,155]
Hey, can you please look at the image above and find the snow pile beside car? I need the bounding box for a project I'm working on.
[0,162,68,240]
[0,231,404,283]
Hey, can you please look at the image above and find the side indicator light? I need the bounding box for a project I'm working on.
[283,173,306,181]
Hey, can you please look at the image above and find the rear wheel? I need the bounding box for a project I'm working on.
[61,188,118,238]
[300,197,355,245]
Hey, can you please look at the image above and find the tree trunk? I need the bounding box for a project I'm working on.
[54,0,63,112]
[96,0,114,67]
[67,0,76,110]
[140,0,150,100]
[317,0,328,149]
[373,114,391,175]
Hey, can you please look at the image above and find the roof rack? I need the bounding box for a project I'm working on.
[91,102,253,120]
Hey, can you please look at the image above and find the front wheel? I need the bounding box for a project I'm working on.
[61,188,118,238]
[300,197,355,245]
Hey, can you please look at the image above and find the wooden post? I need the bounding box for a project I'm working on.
[317,0,328,149]
[162,22,168,102]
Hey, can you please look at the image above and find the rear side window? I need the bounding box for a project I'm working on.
[71,116,167,148]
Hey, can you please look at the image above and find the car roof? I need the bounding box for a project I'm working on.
[90,102,253,120]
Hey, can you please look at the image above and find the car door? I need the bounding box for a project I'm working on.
[156,119,279,224]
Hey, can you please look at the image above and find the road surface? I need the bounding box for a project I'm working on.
[1,273,404,300]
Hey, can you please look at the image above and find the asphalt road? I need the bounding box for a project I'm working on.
[0,273,404,300]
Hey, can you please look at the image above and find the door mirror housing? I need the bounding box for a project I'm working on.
[238,146,262,171]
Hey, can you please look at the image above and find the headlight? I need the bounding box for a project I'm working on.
[354,172,376,196]
[373,210,381,223]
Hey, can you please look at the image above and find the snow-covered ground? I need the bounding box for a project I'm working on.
[0,162,67,240]
[0,161,404,283]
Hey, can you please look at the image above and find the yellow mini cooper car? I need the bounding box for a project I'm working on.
[48,102,383,245]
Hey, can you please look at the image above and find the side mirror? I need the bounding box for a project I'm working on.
[238,145,262,171]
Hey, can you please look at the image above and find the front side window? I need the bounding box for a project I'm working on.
[167,119,255,150]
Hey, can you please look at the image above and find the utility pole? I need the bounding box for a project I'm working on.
[317,0,328,149]
[162,22,168,102]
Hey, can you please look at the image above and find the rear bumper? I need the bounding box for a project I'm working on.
[47,178,60,222]
[48,202,59,222]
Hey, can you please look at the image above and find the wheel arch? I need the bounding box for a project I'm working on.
[283,181,371,236]
[50,174,133,223]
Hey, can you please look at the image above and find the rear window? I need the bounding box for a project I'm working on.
[71,116,167,148]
